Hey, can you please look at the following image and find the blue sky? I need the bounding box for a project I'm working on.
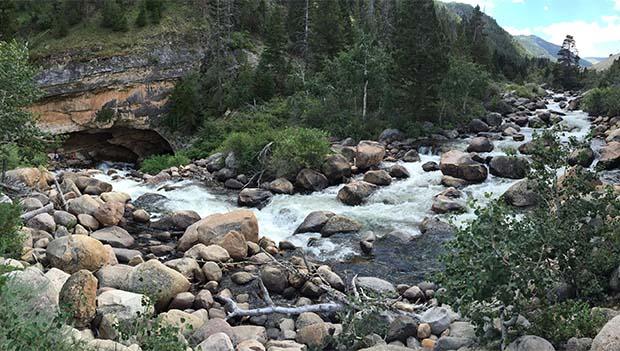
[442,0,620,57]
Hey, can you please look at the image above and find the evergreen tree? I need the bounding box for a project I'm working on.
[101,0,128,32]
[391,0,449,121]
[254,5,289,101]
[0,0,18,41]
[135,2,148,27]
[308,0,348,68]
[145,0,164,25]
[465,5,490,67]
[554,35,581,89]
[285,0,308,58]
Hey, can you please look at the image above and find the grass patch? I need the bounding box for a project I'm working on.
[140,154,189,175]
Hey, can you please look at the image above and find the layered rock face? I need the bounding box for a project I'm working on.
[30,43,203,161]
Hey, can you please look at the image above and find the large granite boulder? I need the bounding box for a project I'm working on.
[177,210,259,252]
[337,181,377,206]
[127,259,191,310]
[356,141,385,170]
[47,235,109,273]
[440,150,488,183]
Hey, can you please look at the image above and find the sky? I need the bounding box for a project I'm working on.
[441,0,620,57]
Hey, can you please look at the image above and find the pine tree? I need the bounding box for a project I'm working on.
[465,5,490,67]
[101,0,128,32]
[391,0,449,121]
[555,35,581,89]
[135,2,148,27]
[308,0,348,68]
[145,0,164,25]
[0,0,18,41]
[254,4,289,101]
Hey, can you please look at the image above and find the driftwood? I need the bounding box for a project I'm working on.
[20,203,54,221]
[0,182,20,192]
[53,177,68,211]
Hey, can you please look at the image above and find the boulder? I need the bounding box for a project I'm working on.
[215,230,248,260]
[132,209,150,223]
[294,211,335,234]
[127,259,191,310]
[269,178,294,194]
[150,210,201,231]
[59,270,98,328]
[190,318,234,347]
[468,118,490,133]
[337,181,377,206]
[53,211,77,229]
[296,322,335,349]
[591,315,620,351]
[92,226,135,248]
[422,161,440,172]
[503,180,538,207]
[597,141,620,170]
[95,264,134,289]
[568,147,595,168]
[4,267,59,314]
[178,210,259,252]
[402,150,421,162]
[355,276,395,294]
[225,178,244,189]
[260,265,289,294]
[202,261,223,282]
[100,191,131,203]
[506,335,555,351]
[97,289,153,321]
[356,141,386,169]
[295,169,329,192]
[27,213,56,232]
[489,156,529,179]
[5,167,50,189]
[389,164,410,179]
[160,309,204,336]
[420,306,454,335]
[165,257,204,283]
[20,197,43,212]
[440,150,488,183]
[378,129,404,143]
[47,235,109,273]
[67,195,102,216]
[44,267,70,293]
[484,112,503,126]
[77,213,99,231]
[431,187,465,214]
[466,137,494,153]
[197,332,234,351]
[321,215,362,237]
[238,188,273,208]
[322,154,352,184]
[386,315,418,343]
[363,170,392,186]
[317,266,345,291]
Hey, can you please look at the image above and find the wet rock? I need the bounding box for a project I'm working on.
[47,235,109,273]
[503,180,538,207]
[356,141,386,169]
[386,315,418,343]
[466,137,494,153]
[597,141,620,170]
[59,270,98,328]
[294,211,335,234]
[489,156,529,179]
[132,209,150,223]
[92,226,135,248]
[379,129,404,143]
[269,178,294,194]
[363,170,393,186]
[224,178,244,189]
[440,150,488,183]
[151,210,201,231]
[402,150,420,162]
[507,335,555,351]
[178,210,259,251]
[321,215,362,237]
[469,118,490,133]
[322,154,352,185]
[134,193,168,213]
[389,164,410,179]
[238,188,273,208]
[568,147,595,167]
[337,181,377,206]
[355,276,395,294]
[127,259,191,310]
[94,201,125,227]
[591,315,620,351]
[360,231,376,254]
[295,169,329,192]
[431,187,465,214]
[422,161,440,172]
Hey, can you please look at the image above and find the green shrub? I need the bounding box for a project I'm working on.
[0,202,24,259]
[164,72,204,132]
[139,154,189,175]
[582,87,620,117]
[437,131,620,346]
[220,130,275,175]
[101,0,128,32]
[268,127,330,178]
[438,58,491,123]
[506,83,545,99]
[527,301,607,346]
[94,107,114,123]
[0,278,89,350]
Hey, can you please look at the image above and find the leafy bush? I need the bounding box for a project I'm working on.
[101,0,128,32]
[437,131,620,345]
[220,130,275,175]
[527,301,607,346]
[268,127,330,178]
[0,278,89,350]
[0,202,24,259]
[506,83,545,99]
[164,72,204,132]
[139,154,189,175]
[438,58,491,123]
[94,107,114,123]
[582,87,620,117]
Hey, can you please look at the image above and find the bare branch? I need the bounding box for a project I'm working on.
[214,295,342,319]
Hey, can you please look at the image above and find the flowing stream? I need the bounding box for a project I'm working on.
[92,95,594,283]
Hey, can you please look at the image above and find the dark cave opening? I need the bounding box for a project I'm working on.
[59,127,173,164]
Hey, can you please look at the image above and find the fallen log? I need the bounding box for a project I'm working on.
[215,295,343,319]
[20,203,54,221]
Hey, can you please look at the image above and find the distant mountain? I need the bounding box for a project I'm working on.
[593,53,620,71]
[515,35,592,67]
[584,57,608,65]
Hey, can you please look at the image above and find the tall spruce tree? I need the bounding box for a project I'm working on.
[308,0,348,68]
[254,4,289,101]
[465,5,490,67]
[391,0,449,121]
[555,35,581,89]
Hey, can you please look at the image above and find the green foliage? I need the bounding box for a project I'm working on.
[332,291,392,350]
[0,278,89,351]
[144,0,164,25]
[0,0,18,41]
[116,299,185,351]
[135,3,148,28]
[94,107,115,123]
[439,58,491,123]
[506,83,545,99]
[164,72,203,132]
[582,87,620,117]
[527,301,607,346]
[0,202,24,259]
[268,127,330,178]
[140,154,190,175]
[438,131,620,344]
[101,0,128,32]
[0,40,52,168]
[220,130,274,175]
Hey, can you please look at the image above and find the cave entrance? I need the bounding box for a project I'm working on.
[59,127,173,164]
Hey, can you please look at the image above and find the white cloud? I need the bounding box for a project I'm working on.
[506,26,533,36]
[615,0,620,11]
[512,0,524,3]
[537,17,620,56]
[544,5,549,11]
[440,0,495,13]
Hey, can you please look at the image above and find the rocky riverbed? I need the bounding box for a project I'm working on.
[2,89,620,351]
